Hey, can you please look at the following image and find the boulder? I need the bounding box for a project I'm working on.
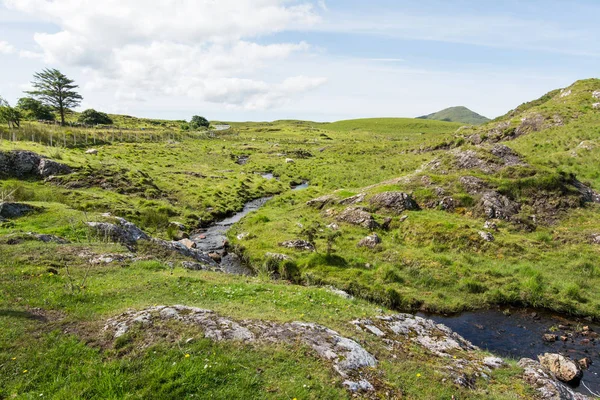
[337,193,366,205]
[0,150,71,179]
[358,233,381,249]
[479,191,520,220]
[439,196,455,211]
[542,334,557,343]
[178,238,196,249]
[27,232,69,244]
[538,353,583,385]
[306,195,337,209]
[593,90,600,100]
[483,356,506,369]
[519,358,589,400]
[483,221,498,231]
[478,231,494,242]
[579,357,592,370]
[337,207,379,230]
[37,158,72,177]
[459,176,488,195]
[369,192,419,213]
[490,144,525,166]
[0,202,37,219]
[571,179,600,204]
[285,158,295,164]
[85,148,98,155]
[279,239,315,251]
[87,217,150,245]
[343,380,374,392]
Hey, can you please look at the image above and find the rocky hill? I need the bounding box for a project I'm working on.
[417,106,490,125]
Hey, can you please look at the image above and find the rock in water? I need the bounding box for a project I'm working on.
[178,238,196,249]
[519,358,589,400]
[538,353,583,385]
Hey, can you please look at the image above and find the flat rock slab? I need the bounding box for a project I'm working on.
[104,305,377,382]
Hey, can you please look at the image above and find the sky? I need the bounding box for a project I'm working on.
[0,0,599,122]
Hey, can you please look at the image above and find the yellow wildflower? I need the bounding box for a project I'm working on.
[185,354,190,358]
[416,373,421,377]
[23,370,28,373]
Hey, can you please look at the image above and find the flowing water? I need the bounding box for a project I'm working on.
[420,308,600,395]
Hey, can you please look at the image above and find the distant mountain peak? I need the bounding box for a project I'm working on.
[417,106,490,125]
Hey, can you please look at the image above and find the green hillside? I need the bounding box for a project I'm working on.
[417,106,490,125]
[3,79,600,399]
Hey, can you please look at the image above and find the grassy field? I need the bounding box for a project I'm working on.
[2,81,600,398]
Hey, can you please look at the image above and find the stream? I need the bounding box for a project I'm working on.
[189,174,308,274]
[420,308,600,395]
[192,180,599,396]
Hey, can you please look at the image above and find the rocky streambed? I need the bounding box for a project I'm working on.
[422,308,600,396]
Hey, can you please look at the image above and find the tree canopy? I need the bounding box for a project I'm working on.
[0,96,21,128]
[78,109,113,125]
[16,97,55,121]
[27,68,82,125]
[190,115,210,129]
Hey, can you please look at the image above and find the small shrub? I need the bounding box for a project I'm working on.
[460,278,488,294]
[279,260,300,283]
[78,109,113,125]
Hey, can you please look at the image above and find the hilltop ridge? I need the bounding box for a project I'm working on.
[417,106,490,125]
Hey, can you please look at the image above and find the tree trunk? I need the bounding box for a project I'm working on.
[59,101,65,126]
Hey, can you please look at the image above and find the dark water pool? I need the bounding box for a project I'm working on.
[420,308,600,396]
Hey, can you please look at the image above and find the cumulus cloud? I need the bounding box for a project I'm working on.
[3,0,327,109]
[0,40,15,54]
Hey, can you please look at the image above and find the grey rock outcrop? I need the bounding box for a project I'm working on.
[479,191,520,220]
[0,202,38,219]
[369,192,419,213]
[478,231,495,242]
[105,305,377,384]
[87,217,150,245]
[460,176,488,195]
[337,207,379,230]
[279,239,315,251]
[306,195,337,209]
[0,150,71,179]
[357,233,381,249]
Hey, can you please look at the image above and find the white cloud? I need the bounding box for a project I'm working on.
[3,0,326,109]
[0,40,15,54]
[18,50,43,59]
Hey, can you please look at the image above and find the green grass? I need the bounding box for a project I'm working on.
[2,84,599,398]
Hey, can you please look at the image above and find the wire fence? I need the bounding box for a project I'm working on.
[0,123,221,148]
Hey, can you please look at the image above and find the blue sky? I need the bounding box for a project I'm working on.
[0,0,598,121]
